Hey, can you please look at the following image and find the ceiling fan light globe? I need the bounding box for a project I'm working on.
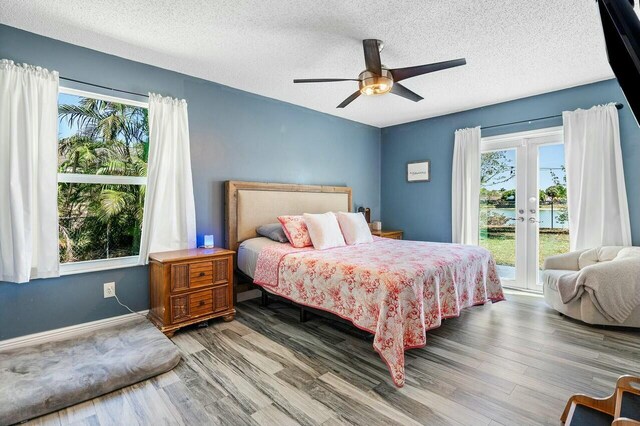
[358,69,394,96]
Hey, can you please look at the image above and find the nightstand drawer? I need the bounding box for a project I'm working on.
[170,289,215,323]
[171,259,228,292]
[189,261,214,288]
[189,288,214,318]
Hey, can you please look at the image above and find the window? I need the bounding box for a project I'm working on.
[57,88,149,274]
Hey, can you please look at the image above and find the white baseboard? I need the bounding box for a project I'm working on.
[0,310,149,351]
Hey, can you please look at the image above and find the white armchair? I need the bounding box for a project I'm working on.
[542,246,640,328]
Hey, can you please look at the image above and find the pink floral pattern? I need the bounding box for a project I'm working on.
[253,237,504,387]
[277,215,312,248]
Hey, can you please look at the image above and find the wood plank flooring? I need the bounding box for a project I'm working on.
[23,291,640,425]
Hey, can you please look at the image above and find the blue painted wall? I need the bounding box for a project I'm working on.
[0,25,381,340]
[381,79,639,245]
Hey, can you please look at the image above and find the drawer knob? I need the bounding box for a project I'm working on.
[199,272,205,277]
[199,300,205,306]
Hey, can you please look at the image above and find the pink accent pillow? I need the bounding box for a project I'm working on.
[336,212,373,245]
[303,212,346,250]
[277,215,312,248]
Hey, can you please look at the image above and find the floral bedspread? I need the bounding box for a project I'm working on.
[253,237,504,387]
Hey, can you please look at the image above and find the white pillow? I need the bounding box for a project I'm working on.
[303,212,346,250]
[336,212,373,245]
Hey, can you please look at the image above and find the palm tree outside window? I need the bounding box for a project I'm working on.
[57,88,148,273]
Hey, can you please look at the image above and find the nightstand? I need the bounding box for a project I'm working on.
[371,229,404,240]
[148,247,235,337]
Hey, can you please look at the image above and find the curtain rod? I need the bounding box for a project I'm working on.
[60,76,148,98]
[481,102,624,131]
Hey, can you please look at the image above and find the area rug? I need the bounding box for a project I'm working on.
[0,317,181,425]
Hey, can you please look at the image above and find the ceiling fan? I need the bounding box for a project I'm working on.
[293,39,466,108]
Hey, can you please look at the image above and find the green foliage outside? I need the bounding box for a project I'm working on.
[481,151,515,187]
[58,97,148,263]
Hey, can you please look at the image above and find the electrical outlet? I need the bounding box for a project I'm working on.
[104,282,115,298]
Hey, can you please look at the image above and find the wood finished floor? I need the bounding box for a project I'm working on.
[24,291,640,426]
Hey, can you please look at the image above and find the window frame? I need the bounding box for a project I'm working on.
[57,87,149,276]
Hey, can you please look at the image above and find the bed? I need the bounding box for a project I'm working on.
[226,180,505,387]
[237,237,279,278]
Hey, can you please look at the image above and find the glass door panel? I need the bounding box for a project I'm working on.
[535,143,570,284]
[479,148,519,286]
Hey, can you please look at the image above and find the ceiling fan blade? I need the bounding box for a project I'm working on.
[337,90,361,108]
[389,58,467,82]
[363,39,382,75]
[390,83,423,102]
[293,78,358,83]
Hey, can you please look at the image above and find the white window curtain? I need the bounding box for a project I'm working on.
[0,60,60,283]
[562,104,631,250]
[138,93,196,264]
[451,126,481,245]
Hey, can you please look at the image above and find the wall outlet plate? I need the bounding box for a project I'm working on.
[104,282,115,298]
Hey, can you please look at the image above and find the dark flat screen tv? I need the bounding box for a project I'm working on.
[597,0,640,125]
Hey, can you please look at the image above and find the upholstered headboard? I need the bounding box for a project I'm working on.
[224,181,352,252]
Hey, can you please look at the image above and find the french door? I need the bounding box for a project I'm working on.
[480,127,569,291]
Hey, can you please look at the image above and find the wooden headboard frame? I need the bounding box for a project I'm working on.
[224,180,353,253]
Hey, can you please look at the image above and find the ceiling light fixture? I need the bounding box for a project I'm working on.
[358,69,394,96]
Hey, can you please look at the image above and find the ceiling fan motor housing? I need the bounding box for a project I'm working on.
[358,69,394,96]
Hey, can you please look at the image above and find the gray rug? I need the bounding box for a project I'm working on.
[0,317,181,425]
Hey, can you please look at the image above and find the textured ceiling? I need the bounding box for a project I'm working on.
[0,0,615,128]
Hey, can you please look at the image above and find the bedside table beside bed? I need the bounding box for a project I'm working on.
[148,247,235,337]
[371,229,403,240]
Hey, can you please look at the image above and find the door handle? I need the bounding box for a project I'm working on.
[529,217,539,223]
[517,217,525,222]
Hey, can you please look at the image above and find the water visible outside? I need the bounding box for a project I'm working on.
[482,207,568,229]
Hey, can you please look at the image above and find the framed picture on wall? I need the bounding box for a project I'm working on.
[407,160,430,182]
